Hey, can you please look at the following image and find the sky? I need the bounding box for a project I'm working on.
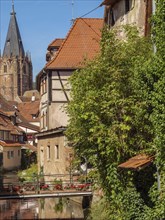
[0,0,104,81]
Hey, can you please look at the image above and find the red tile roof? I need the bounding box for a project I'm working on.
[0,95,40,132]
[0,141,37,151]
[0,111,23,135]
[118,154,154,170]
[17,101,40,122]
[0,140,23,147]
[47,38,64,50]
[46,18,103,69]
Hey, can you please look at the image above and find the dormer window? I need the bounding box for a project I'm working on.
[32,114,36,119]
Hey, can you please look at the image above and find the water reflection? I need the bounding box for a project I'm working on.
[0,197,85,219]
[0,199,38,219]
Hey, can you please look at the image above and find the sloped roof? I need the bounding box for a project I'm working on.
[47,38,64,50]
[0,140,23,147]
[0,94,40,132]
[0,111,23,135]
[23,90,40,100]
[118,154,154,171]
[47,18,103,69]
[3,6,25,57]
[17,101,40,123]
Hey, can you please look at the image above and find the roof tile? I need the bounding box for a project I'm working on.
[47,18,103,69]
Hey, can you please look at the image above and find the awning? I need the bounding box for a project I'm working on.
[118,154,154,171]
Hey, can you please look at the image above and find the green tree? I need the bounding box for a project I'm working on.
[66,1,165,217]
[66,26,155,219]
[144,0,165,218]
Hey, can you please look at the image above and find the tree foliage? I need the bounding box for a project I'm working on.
[66,26,155,218]
[66,1,165,218]
[146,0,165,217]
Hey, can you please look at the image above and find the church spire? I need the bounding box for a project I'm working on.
[3,1,25,57]
[12,0,15,14]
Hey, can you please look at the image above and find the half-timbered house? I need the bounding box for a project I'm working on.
[36,18,103,181]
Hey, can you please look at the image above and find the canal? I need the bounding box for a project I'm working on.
[0,197,88,219]
[0,172,91,219]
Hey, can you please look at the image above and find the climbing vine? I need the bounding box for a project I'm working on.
[66,1,164,219]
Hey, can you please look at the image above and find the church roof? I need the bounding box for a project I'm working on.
[3,5,25,57]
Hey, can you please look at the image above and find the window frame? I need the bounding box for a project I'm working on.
[55,145,59,160]
[47,145,51,161]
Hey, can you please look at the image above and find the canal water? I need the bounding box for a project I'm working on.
[0,172,90,219]
[0,197,87,219]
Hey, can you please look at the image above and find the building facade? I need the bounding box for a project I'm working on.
[36,18,103,181]
[0,5,33,101]
[0,111,24,171]
[102,0,152,36]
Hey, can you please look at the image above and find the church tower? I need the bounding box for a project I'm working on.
[0,3,33,101]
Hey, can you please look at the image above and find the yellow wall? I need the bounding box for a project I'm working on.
[3,146,21,171]
[37,134,73,183]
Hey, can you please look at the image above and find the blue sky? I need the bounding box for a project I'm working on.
[0,0,104,80]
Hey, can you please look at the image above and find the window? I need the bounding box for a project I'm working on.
[110,8,115,26]
[125,0,132,13]
[4,131,9,140]
[10,151,14,158]
[0,131,4,140]
[23,65,26,74]
[45,111,47,129]
[4,65,7,73]
[55,145,59,159]
[41,77,47,95]
[18,150,20,157]
[40,81,43,94]
[7,151,10,159]
[41,112,45,129]
[7,151,14,159]
[47,145,50,160]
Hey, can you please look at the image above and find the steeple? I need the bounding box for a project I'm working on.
[3,1,25,57]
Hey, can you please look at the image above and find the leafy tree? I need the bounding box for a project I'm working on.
[18,163,38,182]
[66,1,165,218]
[66,26,155,219]
[145,0,165,217]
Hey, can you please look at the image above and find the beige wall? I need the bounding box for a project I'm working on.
[48,103,68,129]
[38,68,74,178]
[40,70,72,131]
[37,133,73,182]
[105,0,147,36]
[3,146,21,171]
